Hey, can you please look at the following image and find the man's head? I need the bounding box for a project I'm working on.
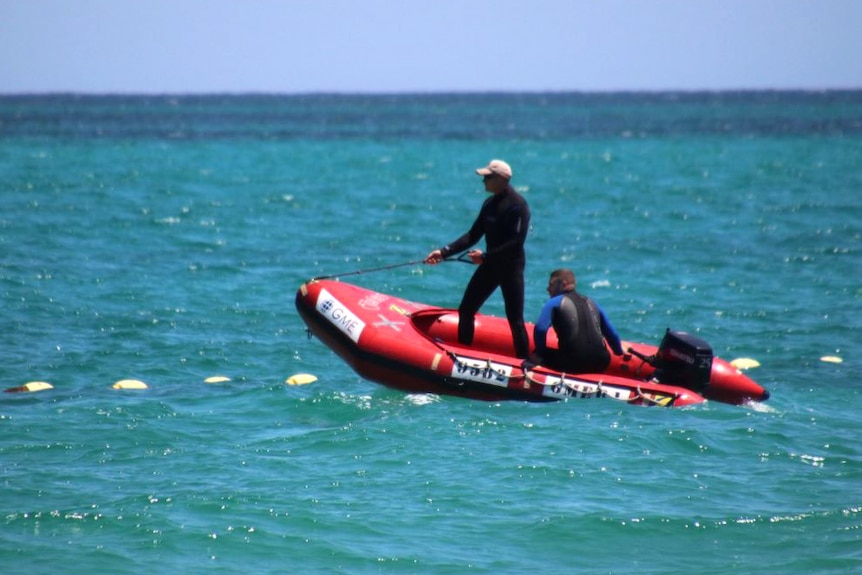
[547,268,576,297]
[476,159,512,193]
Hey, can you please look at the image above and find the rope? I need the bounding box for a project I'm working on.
[310,252,474,281]
[441,344,673,405]
[311,259,425,281]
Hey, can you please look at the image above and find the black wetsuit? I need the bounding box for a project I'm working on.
[533,291,624,373]
[439,185,530,358]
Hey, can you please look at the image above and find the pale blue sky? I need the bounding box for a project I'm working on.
[2,0,861,94]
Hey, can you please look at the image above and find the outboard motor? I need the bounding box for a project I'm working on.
[653,329,713,392]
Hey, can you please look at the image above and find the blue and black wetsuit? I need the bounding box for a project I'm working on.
[439,184,530,358]
[533,291,623,373]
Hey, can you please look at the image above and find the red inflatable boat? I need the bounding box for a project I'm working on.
[295,279,769,407]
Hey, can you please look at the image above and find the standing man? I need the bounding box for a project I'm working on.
[425,159,531,358]
[529,268,624,373]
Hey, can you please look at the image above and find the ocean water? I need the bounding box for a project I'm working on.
[2,92,861,574]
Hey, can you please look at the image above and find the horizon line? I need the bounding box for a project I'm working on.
[2,87,862,98]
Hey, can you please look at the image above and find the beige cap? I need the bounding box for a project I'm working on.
[476,159,512,180]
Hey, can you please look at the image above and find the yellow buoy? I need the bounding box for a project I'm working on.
[285,373,317,386]
[4,381,54,393]
[730,358,761,370]
[204,376,231,384]
[820,356,843,364]
[112,379,148,390]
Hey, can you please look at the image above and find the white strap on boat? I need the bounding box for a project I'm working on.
[526,370,604,398]
[447,353,513,380]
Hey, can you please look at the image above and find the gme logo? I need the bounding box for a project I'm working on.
[317,289,366,343]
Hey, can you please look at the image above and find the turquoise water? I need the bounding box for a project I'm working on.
[2,93,861,574]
